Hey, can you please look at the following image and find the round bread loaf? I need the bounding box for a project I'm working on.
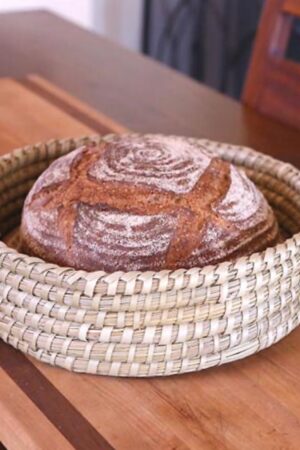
[20,134,280,272]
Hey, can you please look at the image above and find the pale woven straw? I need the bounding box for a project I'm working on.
[0,134,299,377]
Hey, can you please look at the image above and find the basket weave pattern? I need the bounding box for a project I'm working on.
[0,134,300,377]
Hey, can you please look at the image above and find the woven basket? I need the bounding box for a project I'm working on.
[0,134,300,377]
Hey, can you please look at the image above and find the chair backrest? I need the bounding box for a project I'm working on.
[243,0,300,129]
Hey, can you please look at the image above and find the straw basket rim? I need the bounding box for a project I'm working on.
[0,133,300,297]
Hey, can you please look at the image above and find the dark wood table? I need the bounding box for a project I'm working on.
[1,11,300,450]
[1,10,300,167]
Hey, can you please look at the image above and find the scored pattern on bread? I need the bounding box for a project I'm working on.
[88,135,212,194]
[74,203,177,271]
[20,134,280,272]
[214,165,263,224]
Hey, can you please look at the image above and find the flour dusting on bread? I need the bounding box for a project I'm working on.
[88,135,212,194]
[73,203,177,270]
[26,146,86,202]
[20,134,280,272]
[215,165,265,227]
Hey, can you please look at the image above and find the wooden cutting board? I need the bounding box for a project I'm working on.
[1,75,300,450]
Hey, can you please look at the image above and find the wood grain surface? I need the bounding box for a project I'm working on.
[0,75,300,450]
[1,11,300,168]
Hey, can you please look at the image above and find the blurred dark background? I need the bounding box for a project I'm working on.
[2,0,300,101]
[142,0,264,99]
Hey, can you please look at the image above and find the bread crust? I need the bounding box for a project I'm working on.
[20,135,280,272]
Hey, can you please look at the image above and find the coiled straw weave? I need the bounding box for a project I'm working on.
[0,134,300,377]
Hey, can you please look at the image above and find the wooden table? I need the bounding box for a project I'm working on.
[1,11,300,167]
[0,11,300,450]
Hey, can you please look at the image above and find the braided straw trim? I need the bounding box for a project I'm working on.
[1,295,298,362]
[3,309,300,376]
[0,250,298,313]
[1,270,299,329]
[0,285,297,344]
[0,134,300,376]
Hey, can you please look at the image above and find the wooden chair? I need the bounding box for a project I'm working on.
[243,0,300,129]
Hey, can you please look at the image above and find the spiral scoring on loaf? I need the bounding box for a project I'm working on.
[21,134,280,272]
[88,135,212,194]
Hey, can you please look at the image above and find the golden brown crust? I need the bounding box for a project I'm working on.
[20,135,280,272]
